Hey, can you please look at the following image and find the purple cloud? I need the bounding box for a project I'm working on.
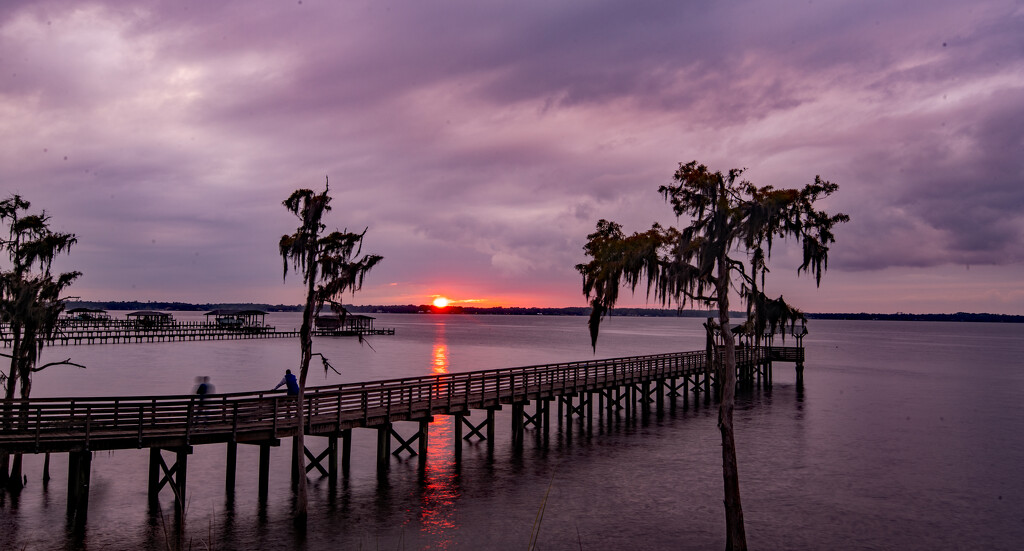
[1,0,1022,312]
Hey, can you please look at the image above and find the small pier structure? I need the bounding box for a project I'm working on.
[315,312,394,336]
[0,311,394,347]
[0,345,802,528]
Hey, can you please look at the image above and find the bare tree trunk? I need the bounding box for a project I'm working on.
[292,247,318,529]
[2,326,22,488]
[7,346,37,490]
[717,254,747,551]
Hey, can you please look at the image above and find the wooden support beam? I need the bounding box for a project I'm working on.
[290,436,299,489]
[376,424,392,474]
[624,386,632,419]
[585,392,593,434]
[225,441,237,496]
[258,444,270,503]
[391,426,421,456]
[341,430,352,476]
[511,402,524,447]
[460,409,487,440]
[523,403,541,429]
[328,435,338,487]
[303,446,330,477]
[148,448,161,506]
[147,447,192,512]
[174,449,188,516]
[542,398,552,440]
[66,450,91,529]
[453,413,463,463]
[656,379,665,414]
[418,419,429,471]
[486,408,496,454]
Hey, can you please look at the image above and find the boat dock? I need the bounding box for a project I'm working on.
[0,320,395,347]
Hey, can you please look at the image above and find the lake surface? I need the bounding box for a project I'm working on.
[1,314,1022,550]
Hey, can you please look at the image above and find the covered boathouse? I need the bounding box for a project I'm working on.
[203,309,269,329]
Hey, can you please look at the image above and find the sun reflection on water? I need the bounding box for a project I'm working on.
[416,332,462,548]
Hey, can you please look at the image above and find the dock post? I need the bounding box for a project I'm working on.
[542,398,552,440]
[624,387,632,419]
[258,444,271,503]
[341,429,352,476]
[486,408,496,455]
[148,448,160,505]
[328,435,338,487]
[290,437,299,488]
[225,441,237,496]
[586,393,593,433]
[67,450,92,528]
[453,413,463,463]
[174,449,188,514]
[796,363,804,387]
[656,379,665,414]
[377,423,392,474]
[418,419,429,471]
[557,398,563,426]
[511,403,524,447]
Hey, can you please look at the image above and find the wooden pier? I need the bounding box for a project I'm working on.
[0,320,394,347]
[0,346,802,528]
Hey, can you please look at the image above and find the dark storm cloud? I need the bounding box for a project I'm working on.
[835,86,1024,270]
[2,0,1022,309]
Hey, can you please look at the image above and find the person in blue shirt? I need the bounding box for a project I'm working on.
[195,376,213,395]
[194,376,214,423]
[274,369,299,395]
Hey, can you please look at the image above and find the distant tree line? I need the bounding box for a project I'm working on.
[804,312,1024,323]
[67,300,305,312]
[66,301,1023,322]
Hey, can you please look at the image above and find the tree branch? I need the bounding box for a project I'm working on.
[311,352,341,376]
[31,358,86,372]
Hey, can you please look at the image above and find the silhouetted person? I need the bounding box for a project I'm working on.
[275,369,299,396]
[195,376,213,397]
[194,376,214,423]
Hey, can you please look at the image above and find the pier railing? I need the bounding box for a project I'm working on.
[0,347,780,454]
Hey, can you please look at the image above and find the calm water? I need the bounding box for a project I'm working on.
[1,314,1022,550]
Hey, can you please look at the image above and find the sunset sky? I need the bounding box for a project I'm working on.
[3,1,1022,313]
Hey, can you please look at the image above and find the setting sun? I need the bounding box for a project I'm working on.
[432,296,450,308]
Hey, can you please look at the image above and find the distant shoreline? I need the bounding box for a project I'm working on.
[66,301,1024,323]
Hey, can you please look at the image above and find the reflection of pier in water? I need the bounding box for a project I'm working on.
[0,342,803,529]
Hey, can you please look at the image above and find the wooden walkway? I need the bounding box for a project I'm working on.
[0,322,394,347]
[0,346,801,526]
